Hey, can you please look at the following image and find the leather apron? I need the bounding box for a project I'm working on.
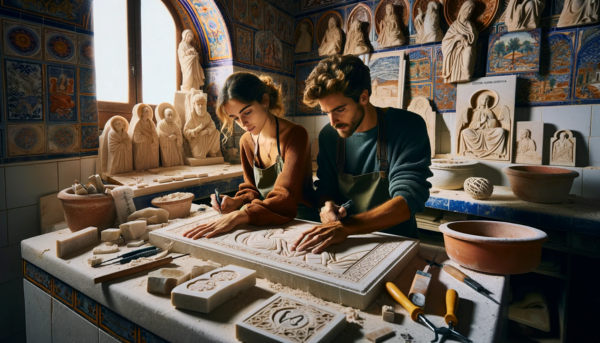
[336,110,419,239]
[252,117,319,221]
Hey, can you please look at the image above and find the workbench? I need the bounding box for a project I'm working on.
[21,212,507,343]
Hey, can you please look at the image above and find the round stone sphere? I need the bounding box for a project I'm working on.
[464,177,494,200]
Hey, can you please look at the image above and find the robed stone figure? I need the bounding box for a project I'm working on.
[441,1,478,83]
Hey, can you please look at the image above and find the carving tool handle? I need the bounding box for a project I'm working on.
[215,188,222,215]
[443,265,467,282]
[445,289,459,326]
[117,249,162,264]
[121,246,157,258]
[386,282,424,322]
[94,257,174,284]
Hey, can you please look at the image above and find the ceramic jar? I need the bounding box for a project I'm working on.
[439,221,548,274]
[503,166,579,204]
[428,159,478,190]
[57,186,117,233]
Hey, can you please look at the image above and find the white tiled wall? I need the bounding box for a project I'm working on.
[294,104,600,198]
[0,155,97,343]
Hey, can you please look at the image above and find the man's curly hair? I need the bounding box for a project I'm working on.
[303,54,372,108]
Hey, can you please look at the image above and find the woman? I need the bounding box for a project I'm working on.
[183,73,317,240]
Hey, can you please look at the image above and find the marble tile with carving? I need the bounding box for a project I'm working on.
[150,212,419,309]
[236,293,346,343]
[515,121,543,164]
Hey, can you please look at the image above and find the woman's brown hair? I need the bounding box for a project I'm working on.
[216,72,284,142]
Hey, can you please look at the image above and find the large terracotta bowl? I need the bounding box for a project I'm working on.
[428,159,478,190]
[503,166,579,204]
[57,186,117,233]
[151,192,194,219]
[439,221,548,275]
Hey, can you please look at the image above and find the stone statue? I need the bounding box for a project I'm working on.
[515,128,541,163]
[377,4,405,47]
[550,130,576,166]
[318,17,343,56]
[458,94,511,159]
[505,0,546,31]
[441,0,478,84]
[344,20,370,56]
[178,29,205,92]
[415,1,444,43]
[107,116,133,175]
[295,23,312,53]
[557,0,599,28]
[157,107,184,167]
[128,104,159,171]
[183,92,220,159]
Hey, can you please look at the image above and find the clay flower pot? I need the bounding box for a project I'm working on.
[428,159,478,190]
[151,192,194,219]
[440,221,548,275]
[57,187,117,233]
[503,166,579,204]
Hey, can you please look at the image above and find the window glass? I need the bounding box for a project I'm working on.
[93,0,129,103]
[141,0,177,105]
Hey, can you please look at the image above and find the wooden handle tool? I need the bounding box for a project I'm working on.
[445,289,459,326]
[93,254,189,284]
[386,282,424,321]
[442,265,499,305]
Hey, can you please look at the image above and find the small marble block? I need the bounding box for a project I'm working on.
[93,245,120,255]
[56,227,98,258]
[101,229,121,242]
[127,240,145,247]
[147,268,190,295]
[119,220,147,240]
[236,293,346,343]
[106,237,124,246]
[171,265,256,313]
[87,256,103,266]
[382,305,395,323]
[365,326,395,343]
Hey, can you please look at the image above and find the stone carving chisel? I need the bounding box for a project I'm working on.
[104,249,164,266]
[215,188,222,215]
[94,254,190,284]
[427,260,500,305]
[93,246,157,267]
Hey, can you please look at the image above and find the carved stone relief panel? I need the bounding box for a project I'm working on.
[408,96,436,157]
[444,0,500,32]
[344,4,372,56]
[236,293,346,343]
[317,11,344,56]
[514,121,543,165]
[454,75,517,162]
[549,129,576,167]
[557,0,599,28]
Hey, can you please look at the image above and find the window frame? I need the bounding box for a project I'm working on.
[97,0,183,128]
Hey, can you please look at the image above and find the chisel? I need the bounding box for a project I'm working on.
[427,260,500,305]
[93,246,157,267]
[215,188,222,215]
[104,249,164,266]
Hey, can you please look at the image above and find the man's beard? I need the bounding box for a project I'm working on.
[333,105,365,138]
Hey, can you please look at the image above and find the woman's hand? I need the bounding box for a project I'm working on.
[183,210,249,240]
[211,194,243,214]
[289,222,351,254]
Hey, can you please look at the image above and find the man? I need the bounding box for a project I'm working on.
[290,55,432,254]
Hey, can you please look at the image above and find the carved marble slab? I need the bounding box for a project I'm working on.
[236,293,346,343]
[150,212,419,309]
[514,121,543,165]
[549,129,576,167]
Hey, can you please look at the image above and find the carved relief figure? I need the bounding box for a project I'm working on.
[129,104,159,171]
[550,130,576,166]
[157,108,184,167]
[178,30,206,92]
[318,17,343,56]
[458,94,511,159]
[183,93,220,159]
[377,4,405,47]
[344,20,370,56]
[295,22,312,53]
[516,129,541,163]
[505,0,545,31]
[557,0,599,28]
[107,116,133,174]
[441,1,478,83]
[407,96,436,157]
[415,1,443,44]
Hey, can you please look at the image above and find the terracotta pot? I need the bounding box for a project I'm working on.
[439,221,548,275]
[503,166,579,204]
[57,186,117,233]
[151,193,194,219]
[428,159,478,190]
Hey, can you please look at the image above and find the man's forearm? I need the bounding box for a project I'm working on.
[342,196,411,235]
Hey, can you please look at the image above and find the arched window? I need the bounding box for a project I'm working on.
[93,0,182,127]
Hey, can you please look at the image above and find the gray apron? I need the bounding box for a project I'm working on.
[253,117,319,221]
[336,110,419,239]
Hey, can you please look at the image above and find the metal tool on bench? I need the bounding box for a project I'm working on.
[94,254,190,284]
[408,251,438,307]
[93,246,158,268]
[438,289,466,343]
[386,282,472,343]
[104,248,165,266]
[426,260,500,305]
[215,188,222,215]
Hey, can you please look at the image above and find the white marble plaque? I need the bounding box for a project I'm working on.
[150,212,419,309]
[515,121,543,164]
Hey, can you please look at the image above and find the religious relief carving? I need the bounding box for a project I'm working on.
[183,91,221,160]
[557,0,599,28]
[128,104,159,171]
[505,0,545,31]
[441,1,478,84]
[550,130,576,167]
[295,19,313,53]
[107,116,133,174]
[414,0,444,43]
[156,103,185,168]
[376,4,405,48]
[344,4,372,56]
[514,121,543,164]
[317,13,343,56]
[178,29,206,92]
[407,97,436,158]
[444,0,500,32]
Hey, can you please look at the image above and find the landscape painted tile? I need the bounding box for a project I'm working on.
[487,29,541,75]
[573,27,600,100]
[47,65,77,121]
[408,47,433,83]
[5,59,44,120]
[368,51,406,109]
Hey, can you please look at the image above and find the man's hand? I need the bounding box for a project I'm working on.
[210,194,243,214]
[289,222,351,254]
[183,210,249,239]
[319,201,347,224]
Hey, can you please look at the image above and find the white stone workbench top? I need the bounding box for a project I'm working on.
[21,228,507,343]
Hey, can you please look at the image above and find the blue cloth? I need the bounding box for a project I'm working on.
[314,107,433,234]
